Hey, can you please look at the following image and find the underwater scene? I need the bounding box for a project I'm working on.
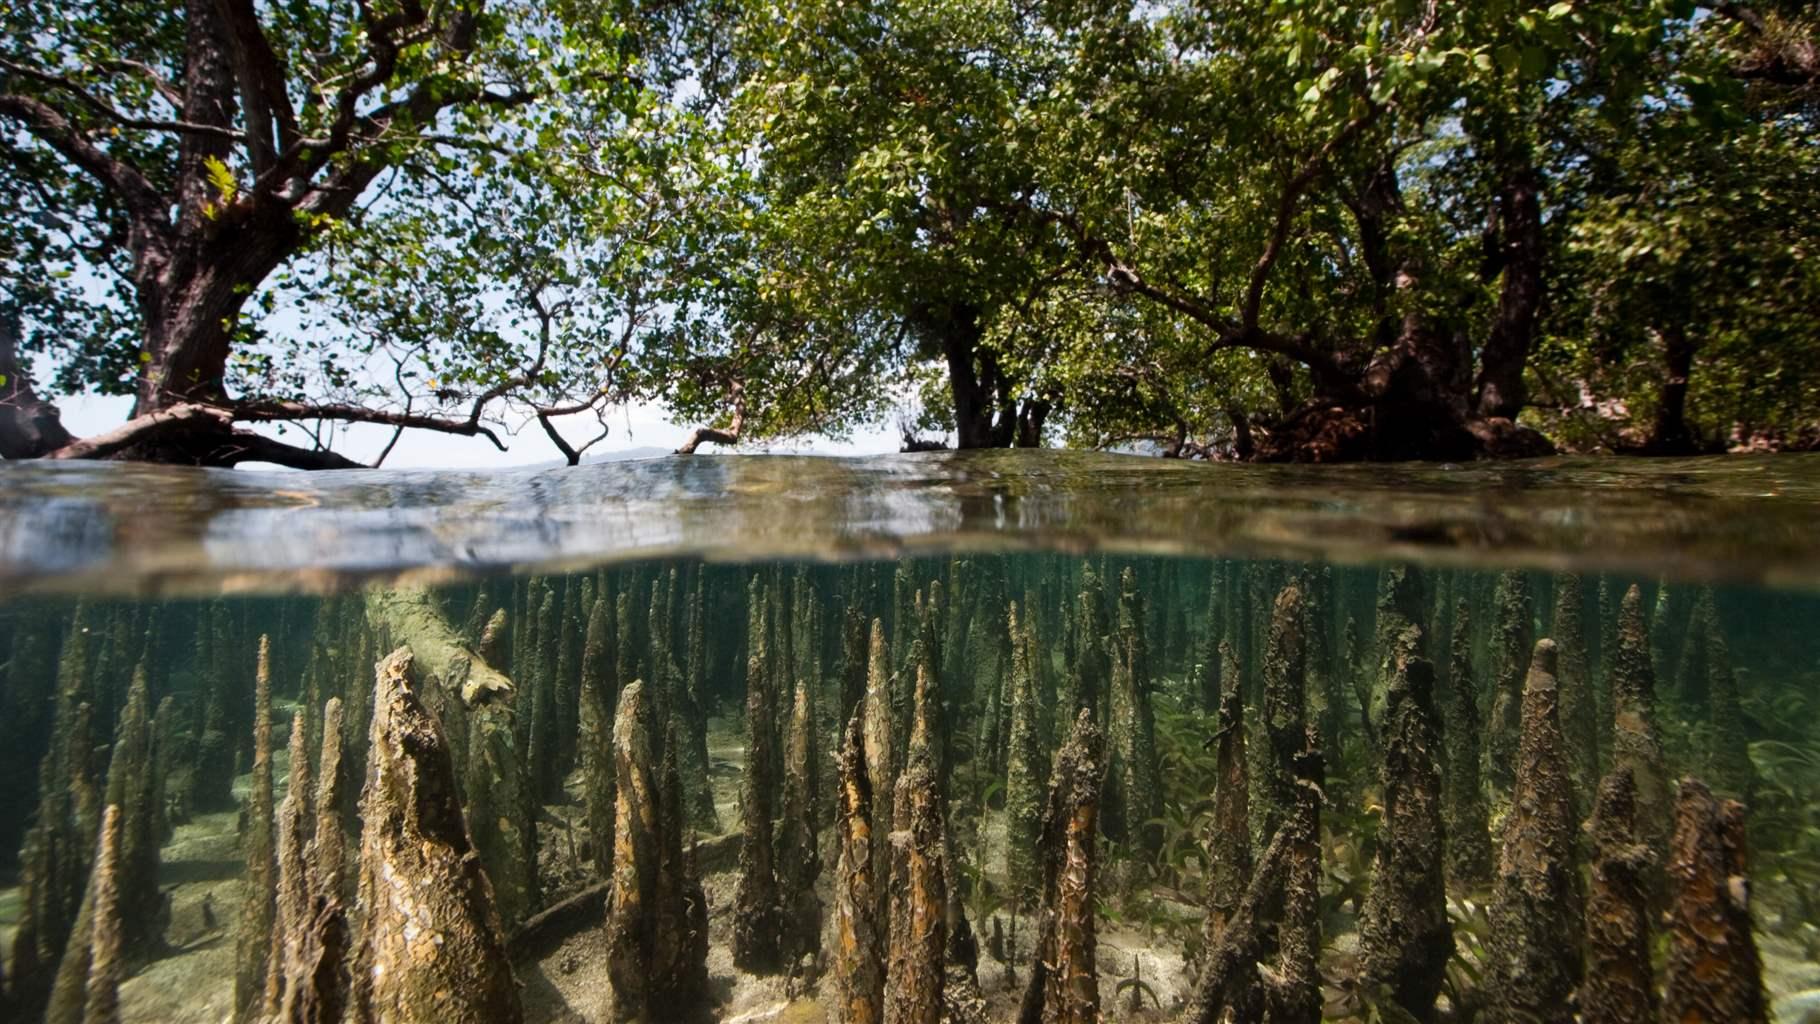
[2,455,1820,1024]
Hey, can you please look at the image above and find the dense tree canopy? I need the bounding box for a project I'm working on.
[1,0,1815,465]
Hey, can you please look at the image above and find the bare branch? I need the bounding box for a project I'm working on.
[0,59,246,142]
[676,381,746,454]
[214,430,366,470]
[43,402,234,461]
[234,398,509,450]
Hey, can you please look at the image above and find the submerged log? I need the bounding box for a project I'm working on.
[1663,777,1767,1024]
[363,587,513,706]
[1359,635,1452,1024]
[1485,640,1583,1024]
[348,647,522,1024]
[833,714,885,1024]
[1580,768,1656,1024]
[367,585,535,925]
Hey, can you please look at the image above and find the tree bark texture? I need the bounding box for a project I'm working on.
[348,646,522,1024]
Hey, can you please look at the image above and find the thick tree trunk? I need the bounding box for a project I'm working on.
[937,305,996,449]
[1014,400,1049,448]
[0,311,75,458]
[1476,155,1544,421]
[1239,139,1554,463]
[1643,321,1698,454]
[926,302,1025,449]
[128,0,246,422]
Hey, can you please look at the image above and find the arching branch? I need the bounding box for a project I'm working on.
[213,430,366,470]
[234,398,509,450]
[0,59,247,142]
[675,380,746,455]
[533,389,616,466]
[0,94,169,231]
[44,402,235,461]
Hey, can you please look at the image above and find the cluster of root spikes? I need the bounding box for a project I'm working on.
[0,560,1777,1023]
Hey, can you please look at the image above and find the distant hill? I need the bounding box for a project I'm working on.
[514,445,673,470]
[584,446,673,463]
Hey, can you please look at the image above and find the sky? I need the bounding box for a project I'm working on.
[54,392,905,469]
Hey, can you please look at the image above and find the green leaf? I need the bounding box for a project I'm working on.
[1519,45,1551,81]
[202,155,238,204]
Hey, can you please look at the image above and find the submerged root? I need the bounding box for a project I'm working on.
[348,646,522,1024]
[1664,776,1768,1024]
[1485,640,1583,1024]
[1581,767,1656,1024]
[833,714,884,1024]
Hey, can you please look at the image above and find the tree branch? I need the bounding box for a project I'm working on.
[213,430,366,469]
[0,59,246,142]
[43,402,234,461]
[211,0,300,170]
[234,398,508,450]
[675,381,746,454]
[0,93,170,231]
[1241,104,1383,330]
[102,59,185,109]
